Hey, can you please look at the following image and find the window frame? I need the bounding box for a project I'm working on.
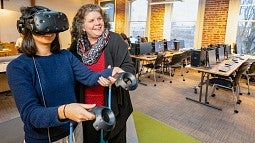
[128,0,149,39]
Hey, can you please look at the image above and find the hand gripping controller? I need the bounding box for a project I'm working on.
[114,72,138,91]
[89,72,137,131]
[90,106,116,131]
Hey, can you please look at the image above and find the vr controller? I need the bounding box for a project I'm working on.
[17,9,69,35]
[114,72,138,91]
[90,106,116,131]
[89,72,137,131]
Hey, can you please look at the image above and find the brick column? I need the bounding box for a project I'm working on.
[115,0,126,34]
[202,0,229,47]
[150,0,165,41]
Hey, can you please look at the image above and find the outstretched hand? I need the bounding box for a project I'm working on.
[98,66,125,86]
[59,103,96,122]
[110,66,125,85]
[111,66,125,77]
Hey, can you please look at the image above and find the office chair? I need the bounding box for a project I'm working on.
[183,50,191,73]
[142,53,165,86]
[167,52,186,83]
[244,61,255,95]
[233,43,237,54]
[209,62,250,113]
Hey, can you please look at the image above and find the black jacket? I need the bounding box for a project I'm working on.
[69,31,135,139]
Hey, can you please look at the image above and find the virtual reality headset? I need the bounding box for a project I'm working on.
[17,9,69,35]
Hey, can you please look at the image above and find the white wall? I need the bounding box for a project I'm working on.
[225,0,240,47]
[163,4,173,41]
[0,9,21,42]
[0,0,30,42]
[0,0,94,49]
[194,0,206,49]
[34,0,95,49]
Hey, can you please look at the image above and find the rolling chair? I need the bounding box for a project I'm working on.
[244,62,255,95]
[209,62,250,113]
[142,53,165,86]
[167,52,186,83]
[183,50,191,73]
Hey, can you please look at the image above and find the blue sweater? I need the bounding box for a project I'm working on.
[6,50,112,142]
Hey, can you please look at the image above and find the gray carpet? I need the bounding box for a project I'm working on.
[0,116,139,143]
[130,69,255,143]
[0,117,24,143]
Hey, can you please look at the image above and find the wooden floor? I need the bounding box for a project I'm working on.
[1,69,255,143]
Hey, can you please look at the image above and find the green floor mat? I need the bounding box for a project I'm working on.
[133,111,201,143]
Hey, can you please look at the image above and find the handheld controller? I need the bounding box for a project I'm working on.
[90,106,116,131]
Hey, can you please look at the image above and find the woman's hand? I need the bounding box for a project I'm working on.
[58,103,96,122]
[112,67,124,77]
[98,66,125,86]
[97,76,118,86]
[98,76,112,86]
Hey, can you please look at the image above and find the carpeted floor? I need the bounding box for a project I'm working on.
[133,111,201,143]
[0,112,200,143]
[130,68,255,143]
[1,68,255,143]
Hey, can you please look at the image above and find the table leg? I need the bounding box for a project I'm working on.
[204,73,210,104]
[186,72,222,111]
[134,58,147,86]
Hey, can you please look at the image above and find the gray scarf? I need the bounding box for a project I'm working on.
[77,29,110,65]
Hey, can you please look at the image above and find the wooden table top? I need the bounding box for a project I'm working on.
[186,55,251,77]
[130,51,183,61]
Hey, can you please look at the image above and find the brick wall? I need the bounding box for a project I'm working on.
[202,0,229,47]
[150,0,165,41]
[115,0,126,34]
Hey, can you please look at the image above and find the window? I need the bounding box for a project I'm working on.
[236,0,255,55]
[129,0,148,39]
[128,0,199,46]
[170,0,199,49]
[100,0,115,31]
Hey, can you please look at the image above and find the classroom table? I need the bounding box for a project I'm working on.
[130,51,183,86]
[185,54,251,110]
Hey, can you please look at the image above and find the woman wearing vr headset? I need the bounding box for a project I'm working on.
[7,6,124,143]
[69,4,135,143]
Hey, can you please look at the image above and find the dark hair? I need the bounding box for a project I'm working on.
[120,33,131,45]
[19,6,61,56]
[120,33,128,40]
[141,37,148,43]
[70,4,110,42]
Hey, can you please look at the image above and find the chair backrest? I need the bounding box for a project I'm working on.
[154,53,165,66]
[234,62,250,84]
[181,51,190,61]
[185,50,191,58]
[248,62,255,74]
[170,52,185,65]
